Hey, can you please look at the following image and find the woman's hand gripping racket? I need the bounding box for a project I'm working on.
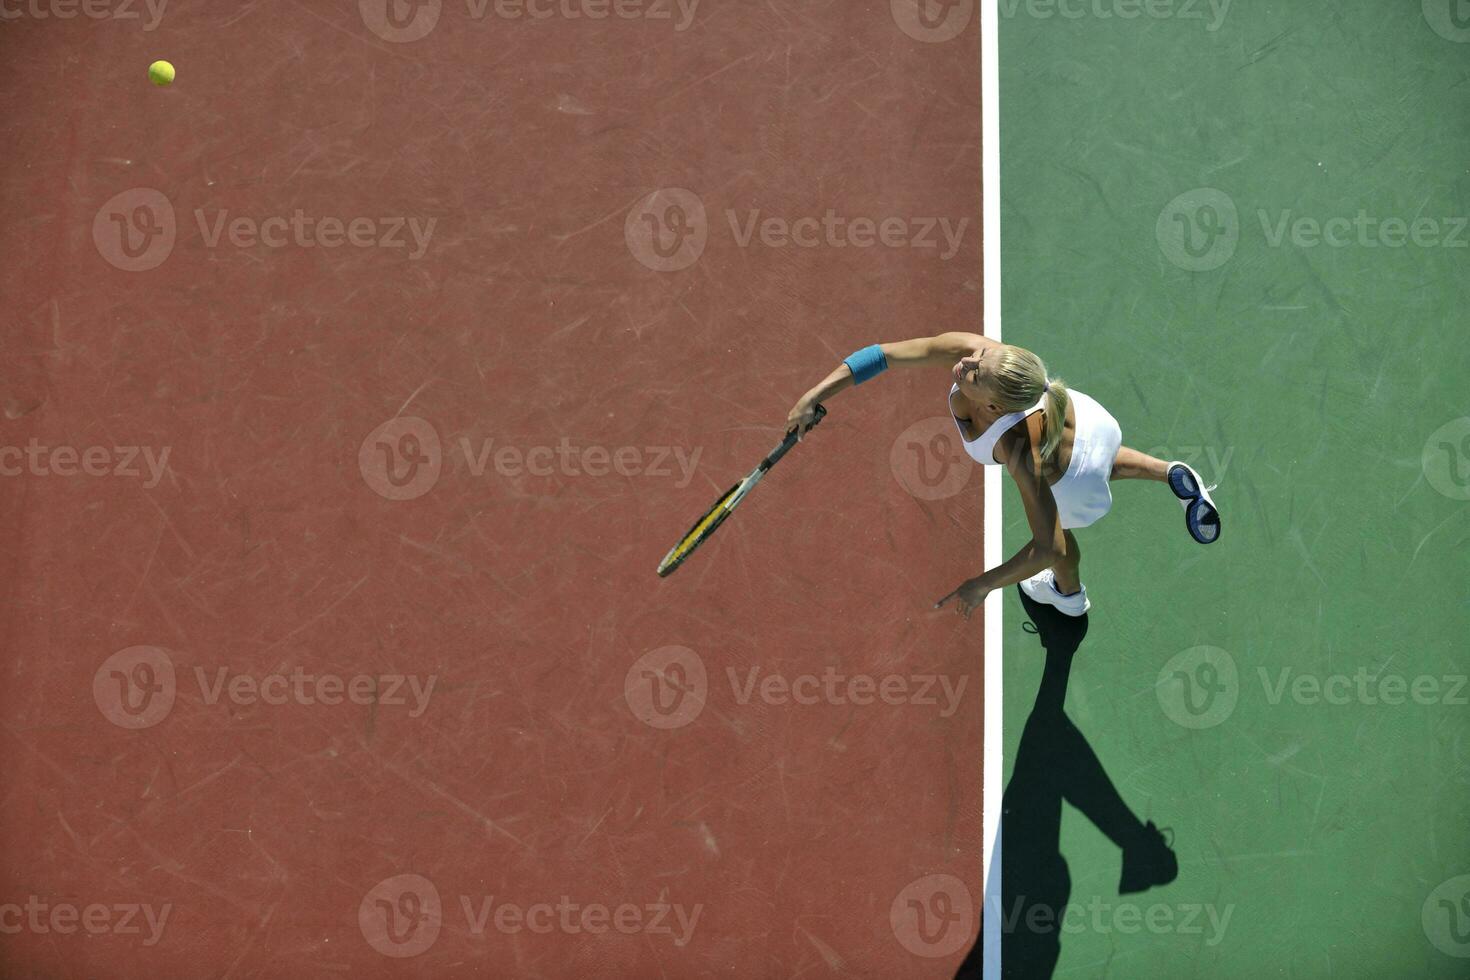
[656,404,828,577]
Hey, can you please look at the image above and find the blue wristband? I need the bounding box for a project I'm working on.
[843,344,888,384]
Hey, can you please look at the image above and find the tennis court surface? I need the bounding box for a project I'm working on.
[13,3,1461,979]
[995,2,1470,977]
[1,3,985,977]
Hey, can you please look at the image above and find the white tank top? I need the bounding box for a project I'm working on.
[948,383,1045,466]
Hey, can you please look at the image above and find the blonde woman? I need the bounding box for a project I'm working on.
[785,333,1220,617]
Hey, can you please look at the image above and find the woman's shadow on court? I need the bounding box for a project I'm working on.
[956,588,1178,979]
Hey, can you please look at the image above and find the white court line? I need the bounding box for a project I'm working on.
[979,1,1004,977]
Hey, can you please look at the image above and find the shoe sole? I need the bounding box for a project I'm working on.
[1169,463,1221,545]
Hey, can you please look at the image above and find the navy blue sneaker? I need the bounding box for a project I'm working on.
[1168,462,1221,545]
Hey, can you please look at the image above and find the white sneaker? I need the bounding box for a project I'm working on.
[1019,568,1091,617]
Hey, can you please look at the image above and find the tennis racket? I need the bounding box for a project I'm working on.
[656,404,828,577]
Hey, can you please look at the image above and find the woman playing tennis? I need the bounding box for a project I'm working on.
[785,333,1220,618]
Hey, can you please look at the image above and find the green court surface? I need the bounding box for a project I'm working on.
[998,2,1470,976]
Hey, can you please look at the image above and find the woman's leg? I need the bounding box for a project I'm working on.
[1110,445,1169,482]
[1051,530,1083,596]
[1110,444,1222,544]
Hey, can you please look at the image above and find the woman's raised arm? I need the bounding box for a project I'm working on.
[784,332,990,437]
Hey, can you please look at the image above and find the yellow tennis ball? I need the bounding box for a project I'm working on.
[148,60,175,87]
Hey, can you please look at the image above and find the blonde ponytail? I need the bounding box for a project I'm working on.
[1039,377,1069,464]
[987,345,1067,463]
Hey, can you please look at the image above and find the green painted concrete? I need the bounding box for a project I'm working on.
[999,3,1470,976]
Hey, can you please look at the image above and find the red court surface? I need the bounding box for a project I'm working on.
[1,3,984,976]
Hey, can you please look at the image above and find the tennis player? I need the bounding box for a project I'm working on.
[785,333,1220,617]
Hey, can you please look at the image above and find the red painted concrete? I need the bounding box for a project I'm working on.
[0,2,983,976]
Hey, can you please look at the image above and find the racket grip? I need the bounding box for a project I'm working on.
[766,403,827,469]
[788,402,828,444]
[793,402,827,437]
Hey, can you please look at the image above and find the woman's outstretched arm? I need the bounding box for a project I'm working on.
[785,331,990,437]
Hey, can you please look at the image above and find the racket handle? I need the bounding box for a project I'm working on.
[791,402,828,437]
[765,403,827,469]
